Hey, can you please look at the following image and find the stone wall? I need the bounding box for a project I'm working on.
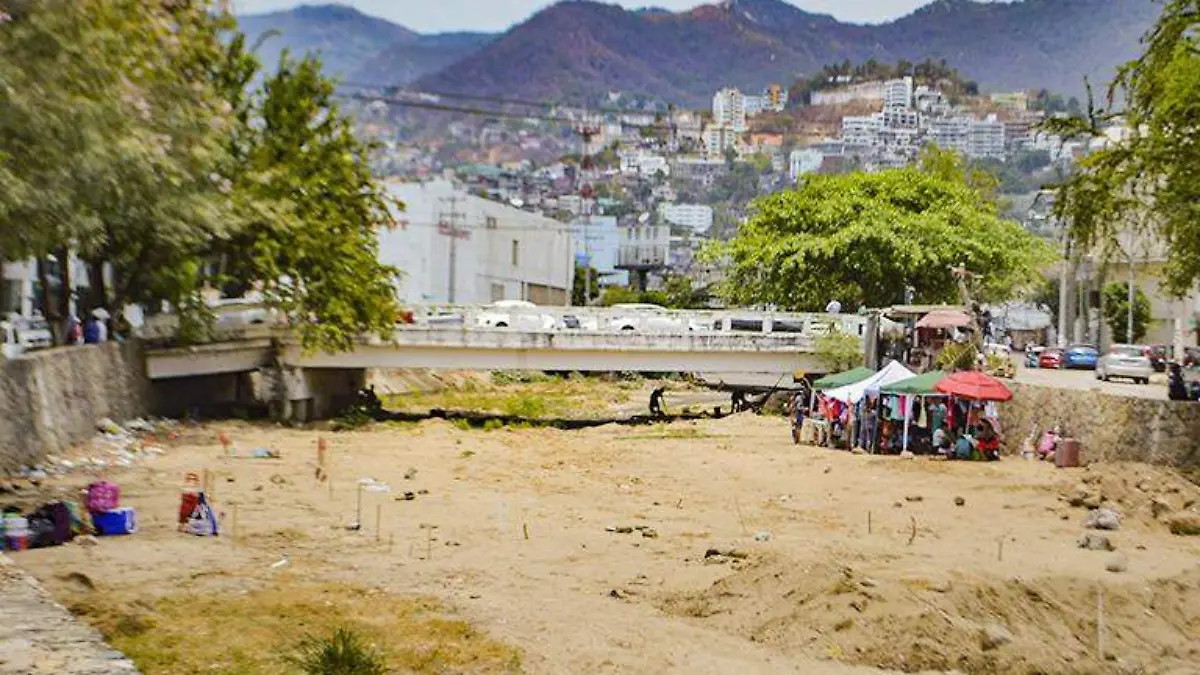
[999,383,1200,468]
[0,343,149,472]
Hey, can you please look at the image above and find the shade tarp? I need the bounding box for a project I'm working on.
[934,371,1013,402]
[879,371,948,395]
[916,309,974,330]
[812,366,875,390]
[826,360,916,404]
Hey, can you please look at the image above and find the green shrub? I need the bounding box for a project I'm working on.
[286,627,386,675]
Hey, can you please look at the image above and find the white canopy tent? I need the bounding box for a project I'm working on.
[824,360,915,404]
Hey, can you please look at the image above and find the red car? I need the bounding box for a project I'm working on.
[1038,348,1064,369]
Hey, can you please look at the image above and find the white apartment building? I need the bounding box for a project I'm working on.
[617,221,669,270]
[619,152,670,178]
[968,116,1006,160]
[712,88,747,133]
[789,148,824,182]
[744,95,767,117]
[658,203,714,234]
[884,77,914,109]
[702,124,741,157]
[384,180,573,305]
[842,115,884,147]
[914,86,950,116]
[928,117,972,155]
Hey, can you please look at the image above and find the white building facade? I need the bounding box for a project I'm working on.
[712,88,748,133]
[385,180,573,306]
[571,215,628,287]
[657,204,714,234]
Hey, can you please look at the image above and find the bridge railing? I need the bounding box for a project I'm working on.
[403,304,869,338]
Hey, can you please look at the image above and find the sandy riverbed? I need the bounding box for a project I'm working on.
[9,414,1200,674]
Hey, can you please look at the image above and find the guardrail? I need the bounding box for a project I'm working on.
[137,303,871,344]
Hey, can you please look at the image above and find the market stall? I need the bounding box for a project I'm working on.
[877,370,949,454]
[934,371,1013,460]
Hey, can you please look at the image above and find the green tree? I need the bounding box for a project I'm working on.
[1101,282,1151,344]
[1047,0,1200,297]
[711,161,1053,310]
[814,329,863,372]
[216,52,399,352]
[572,264,600,306]
[662,275,710,309]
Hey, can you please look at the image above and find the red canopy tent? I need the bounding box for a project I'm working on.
[915,309,974,330]
[935,371,1013,402]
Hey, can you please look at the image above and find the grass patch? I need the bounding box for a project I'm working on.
[67,584,522,675]
[382,376,647,420]
[625,427,724,441]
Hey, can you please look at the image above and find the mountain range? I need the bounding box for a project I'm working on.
[237,0,1162,105]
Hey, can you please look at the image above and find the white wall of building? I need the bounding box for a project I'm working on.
[658,204,714,234]
[617,223,669,269]
[712,88,747,133]
[789,149,825,181]
[385,180,573,306]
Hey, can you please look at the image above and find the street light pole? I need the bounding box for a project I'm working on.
[1127,251,1135,344]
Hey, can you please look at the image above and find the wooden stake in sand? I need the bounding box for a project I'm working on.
[907,516,917,546]
[523,522,530,541]
[375,503,383,543]
[355,483,364,528]
[867,510,872,535]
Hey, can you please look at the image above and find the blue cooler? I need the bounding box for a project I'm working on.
[93,507,137,536]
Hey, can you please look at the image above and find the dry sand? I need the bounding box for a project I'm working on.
[10,414,1200,674]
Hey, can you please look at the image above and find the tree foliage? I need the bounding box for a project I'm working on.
[814,329,863,372]
[1101,282,1151,344]
[0,0,400,350]
[1046,0,1200,297]
[712,149,1054,310]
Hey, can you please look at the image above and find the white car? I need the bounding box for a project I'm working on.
[2,316,54,359]
[476,300,554,331]
[608,303,700,332]
[1096,344,1154,384]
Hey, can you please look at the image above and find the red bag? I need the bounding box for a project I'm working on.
[87,481,120,513]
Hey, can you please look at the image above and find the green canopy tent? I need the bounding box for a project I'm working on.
[879,371,947,395]
[877,371,949,453]
[813,366,875,390]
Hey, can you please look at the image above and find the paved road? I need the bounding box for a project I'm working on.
[1013,363,1168,401]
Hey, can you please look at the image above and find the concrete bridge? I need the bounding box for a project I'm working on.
[143,306,877,420]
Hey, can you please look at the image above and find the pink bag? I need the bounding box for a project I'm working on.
[87,481,120,513]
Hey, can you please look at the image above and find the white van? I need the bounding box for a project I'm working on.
[1,317,53,359]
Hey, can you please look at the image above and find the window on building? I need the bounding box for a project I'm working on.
[511,240,519,267]
[485,216,498,230]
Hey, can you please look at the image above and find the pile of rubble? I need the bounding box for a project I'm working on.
[12,418,180,482]
[1059,462,1200,536]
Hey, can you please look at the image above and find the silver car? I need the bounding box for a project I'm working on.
[1096,344,1154,384]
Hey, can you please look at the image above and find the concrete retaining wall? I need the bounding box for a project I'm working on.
[999,383,1200,468]
[0,343,150,472]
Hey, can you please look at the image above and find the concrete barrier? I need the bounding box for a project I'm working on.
[999,382,1200,468]
[0,343,149,472]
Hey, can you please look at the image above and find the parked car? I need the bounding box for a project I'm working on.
[1096,344,1154,384]
[1063,344,1099,370]
[475,300,554,331]
[1038,348,1064,369]
[608,304,699,332]
[1024,345,1045,368]
[1148,344,1169,372]
[1,316,54,359]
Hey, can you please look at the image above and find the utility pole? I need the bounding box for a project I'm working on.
[576,122,600,305]
[438,193,466,304]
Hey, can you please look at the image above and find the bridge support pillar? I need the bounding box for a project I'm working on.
[271,366,367,423]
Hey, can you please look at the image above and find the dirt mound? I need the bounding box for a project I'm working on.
[658,554,1200,674]
[1057,463,1200,531]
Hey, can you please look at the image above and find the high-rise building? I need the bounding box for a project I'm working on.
[712,88,747,133]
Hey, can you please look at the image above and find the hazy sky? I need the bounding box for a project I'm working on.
[233,0,1005,33]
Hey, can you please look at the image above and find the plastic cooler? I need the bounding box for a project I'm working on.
[93,507,137,536]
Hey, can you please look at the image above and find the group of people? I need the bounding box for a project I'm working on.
[65,309,112,345]
[790,390,1002,461]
